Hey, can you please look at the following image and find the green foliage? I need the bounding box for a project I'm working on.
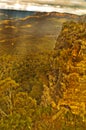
[0,21,86,130]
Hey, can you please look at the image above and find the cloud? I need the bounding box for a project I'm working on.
[0,0,86,15]
[27,0,86,6]
[25,3,86,15]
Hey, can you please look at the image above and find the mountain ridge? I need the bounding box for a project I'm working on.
[53,21,86,120]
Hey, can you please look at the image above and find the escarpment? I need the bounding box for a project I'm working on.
[53,21,86,120]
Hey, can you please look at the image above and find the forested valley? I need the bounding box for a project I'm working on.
[0,21,86,130]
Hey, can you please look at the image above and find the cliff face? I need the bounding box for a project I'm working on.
[54,21,86,120]
[79,15,86,22]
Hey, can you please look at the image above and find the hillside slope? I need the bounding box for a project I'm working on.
[54,21,86,121]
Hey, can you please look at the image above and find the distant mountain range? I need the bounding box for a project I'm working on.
[0,9,35,20]
[0,9,86,55]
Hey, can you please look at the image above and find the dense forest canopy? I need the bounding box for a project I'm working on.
[0,13,86,129]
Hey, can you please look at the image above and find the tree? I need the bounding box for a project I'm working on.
[0,77,19,117]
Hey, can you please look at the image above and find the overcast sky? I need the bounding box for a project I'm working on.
[0,0,86,15]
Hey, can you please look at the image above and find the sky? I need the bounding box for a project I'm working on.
[0,0,86,15]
